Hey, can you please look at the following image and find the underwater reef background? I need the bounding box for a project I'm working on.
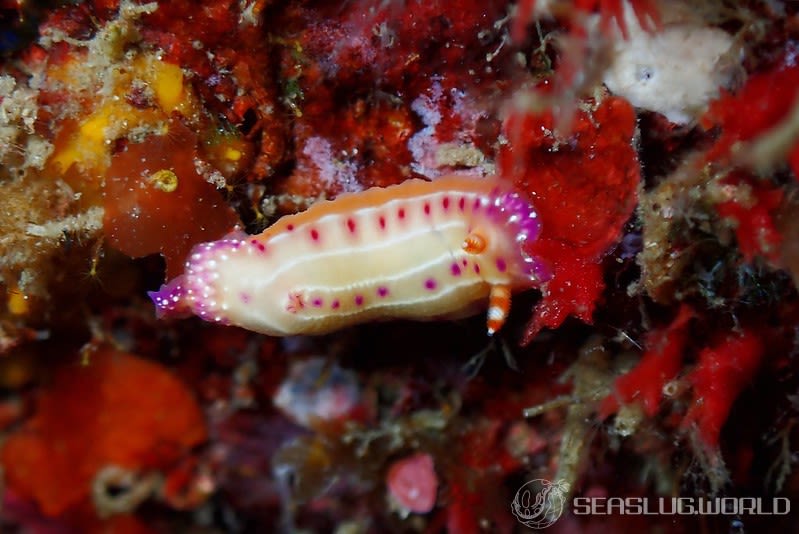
[2,0,799,532]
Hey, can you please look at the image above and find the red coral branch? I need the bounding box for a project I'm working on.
[702,53,799,164]
[715,172,784,264]
[683,330,765,449]
[600,304,695,418]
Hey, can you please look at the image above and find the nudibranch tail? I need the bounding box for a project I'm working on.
[148,275,192,319]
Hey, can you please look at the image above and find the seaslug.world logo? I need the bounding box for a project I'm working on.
[511,478,791,529]
[511,478,571,529]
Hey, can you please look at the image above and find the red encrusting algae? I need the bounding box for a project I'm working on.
[501,96,640,341]
[103,121,240,278]
[1,346,206,518]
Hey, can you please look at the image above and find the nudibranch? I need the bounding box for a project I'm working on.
[148,176,548,336]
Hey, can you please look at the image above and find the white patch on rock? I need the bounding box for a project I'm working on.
[303,136,363,193]
[603,19,738,124]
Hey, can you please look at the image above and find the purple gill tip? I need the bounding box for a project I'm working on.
[487,186,548,284]
[148,275,192,319]
[486,188,542,243]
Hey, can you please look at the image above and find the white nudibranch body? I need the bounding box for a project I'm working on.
[149,176,547,336]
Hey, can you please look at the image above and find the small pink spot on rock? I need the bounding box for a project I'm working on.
[386,452,438,514]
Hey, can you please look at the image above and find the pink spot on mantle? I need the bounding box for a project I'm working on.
[450,263,461,276]
[346,218,356,233]
[424,278,437,290]
[496,258,507,272]
[310,228,320,241]
[354,295,364,306]
[377,286,389,297]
